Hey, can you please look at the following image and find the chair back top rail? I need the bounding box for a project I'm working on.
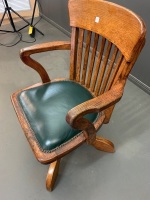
[69,0,146,96]
[69,0,146,62]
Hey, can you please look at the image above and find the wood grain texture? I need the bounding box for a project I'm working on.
[105,53,124,91]
[11,0,146,191]
[70,27,78,80]
[66,81,124,130]
[91,37,106,92]
[11,78,106,164]
[95,41,112,96]
[69,0,146,62]
[81,30,92,85]
[20,41,71,83]
[92,136,115,153]
[86,33,99,88]
[76,28,84,82]
[46,159,60,191]
[100,45,118,94]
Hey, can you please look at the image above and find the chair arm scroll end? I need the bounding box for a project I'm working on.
[66,81,124,143]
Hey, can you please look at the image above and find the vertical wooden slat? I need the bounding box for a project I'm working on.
[95,41,112,96]
[106,53,123,91]
[81,30,92,85]
[86,33,99,88]
[76,28,84,82]
[100,45,119,94]
[70,27,79,80]
[91,37,106,92]
[112,58,128,85]
[121,39,145,80]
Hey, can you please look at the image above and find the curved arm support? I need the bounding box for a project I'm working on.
[66,81,124,143]
[20,41,71,83]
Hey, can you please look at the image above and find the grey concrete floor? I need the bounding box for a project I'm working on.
[0,19,150,200]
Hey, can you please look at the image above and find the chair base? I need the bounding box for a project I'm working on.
[45,136,114,191]
[92,136,115,153]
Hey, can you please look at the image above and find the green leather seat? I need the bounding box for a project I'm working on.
[18,81,98,152]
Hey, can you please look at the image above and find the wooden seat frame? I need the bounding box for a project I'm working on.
[11,0,146,191]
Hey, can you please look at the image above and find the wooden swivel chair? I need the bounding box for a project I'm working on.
[11,0,146,191]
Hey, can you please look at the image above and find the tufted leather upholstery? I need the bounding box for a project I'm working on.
[18,81,98,151]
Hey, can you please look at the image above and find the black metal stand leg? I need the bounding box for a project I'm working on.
[0,0,17,32]
[31,0,37,25]
[0,10,7,26]
[6,7,17,32]
[28,0,44,36]
[0,7,17,33]
[10,7,44,35]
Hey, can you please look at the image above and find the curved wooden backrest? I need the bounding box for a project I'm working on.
[68,0,146,96]
[69,0,146,62]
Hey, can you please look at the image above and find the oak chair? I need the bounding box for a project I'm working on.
[11,0,146,191]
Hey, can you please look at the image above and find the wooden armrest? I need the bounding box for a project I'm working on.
[66,82,124,144]
[20,41,71,83]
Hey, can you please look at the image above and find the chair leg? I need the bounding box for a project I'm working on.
[46,159,60,191]
[104,105,115,124]
[92,136,115,153]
